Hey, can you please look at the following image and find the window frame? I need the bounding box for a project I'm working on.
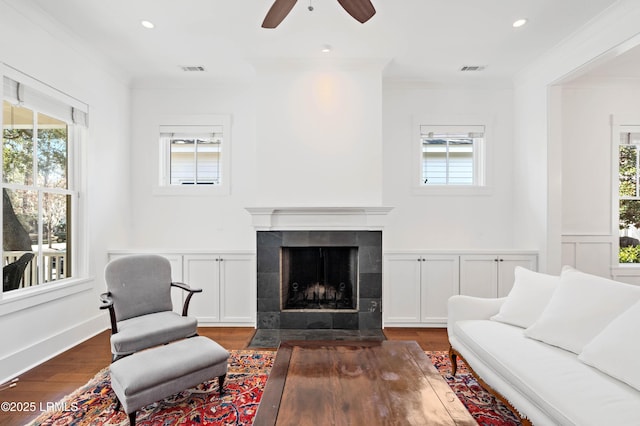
[154,114,231,196]
[611,115,640,267]
[412,116,492,196]
[0,64,89,306]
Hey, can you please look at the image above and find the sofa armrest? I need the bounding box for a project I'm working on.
[447,295,506,333]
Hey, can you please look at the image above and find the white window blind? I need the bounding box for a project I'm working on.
[3,74,88,126]
[160,125,223,185]
[420,125,484,185]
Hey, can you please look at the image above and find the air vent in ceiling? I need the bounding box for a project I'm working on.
[460,65,486,72]
[181,66,206,72]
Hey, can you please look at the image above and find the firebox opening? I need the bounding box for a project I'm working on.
[281,246,358,311]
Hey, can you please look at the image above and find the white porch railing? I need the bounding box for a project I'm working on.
[3,250,67,288]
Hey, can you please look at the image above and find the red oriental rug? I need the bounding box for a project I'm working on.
[27,350,520,426]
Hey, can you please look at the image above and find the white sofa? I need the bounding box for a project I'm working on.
[447,266,640,426]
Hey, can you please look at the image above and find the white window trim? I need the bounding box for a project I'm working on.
[0,64,90,310]
[153,114,231,197]
[611,114,640,267]
[411,115,493,196]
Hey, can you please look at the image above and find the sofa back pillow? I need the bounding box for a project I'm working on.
[524,267,640,354]
[578,299,640,391]
[490,266,558,328]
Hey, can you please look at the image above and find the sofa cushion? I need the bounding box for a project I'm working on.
[490,267,558,328]
[524,267,640,354]
[454,320,640,426]
[579,299,640,392]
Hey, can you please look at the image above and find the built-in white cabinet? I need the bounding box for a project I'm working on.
[459,254,537,298]
[384,254,459,326]
[184,253,255,325]
[384,251,537,327]
[107,251,255,325]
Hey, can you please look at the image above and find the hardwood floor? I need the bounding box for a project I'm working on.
[0,327,448,425]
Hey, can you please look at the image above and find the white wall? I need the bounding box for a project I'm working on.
[129,60,385,250]
[0,0,131,381]
[254,60,384,207]
[560,82,640,277]
[129,72,519,252]
[382,84,517,250]
[513,0,640,273]
[129,80,257,250]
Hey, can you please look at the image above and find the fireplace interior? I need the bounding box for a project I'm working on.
[281,247,358,311]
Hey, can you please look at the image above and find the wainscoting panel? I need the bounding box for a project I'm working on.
[562,235,613,278]
[561,235,613,278]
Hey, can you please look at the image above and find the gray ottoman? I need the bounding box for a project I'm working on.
[109,336,229,425]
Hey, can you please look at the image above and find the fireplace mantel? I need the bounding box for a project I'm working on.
[245,206,393,231]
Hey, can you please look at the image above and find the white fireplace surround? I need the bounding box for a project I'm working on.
[245,207,394,231]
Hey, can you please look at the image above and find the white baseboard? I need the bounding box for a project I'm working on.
[0,314,108,384]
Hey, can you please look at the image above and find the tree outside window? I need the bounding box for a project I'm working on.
[3,101,71,289]
[618,133,640,263]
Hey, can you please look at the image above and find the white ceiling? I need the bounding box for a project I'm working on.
[30,0,621,84]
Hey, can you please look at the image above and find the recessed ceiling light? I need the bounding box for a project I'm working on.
[512,18,528,28]
[141,20,155,29]
[321,45,332,53]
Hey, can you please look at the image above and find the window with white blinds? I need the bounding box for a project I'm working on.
[156,115,230,195]
[420,125,484,186]
[161,126,222,185]
[2,66,88,292]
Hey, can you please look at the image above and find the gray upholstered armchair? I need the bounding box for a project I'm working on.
[100,254,202,361]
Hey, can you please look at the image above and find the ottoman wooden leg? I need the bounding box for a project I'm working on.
[129,411,136,426]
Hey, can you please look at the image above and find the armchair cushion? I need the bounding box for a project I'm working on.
[111,311,198,356]
[105,255,174,322]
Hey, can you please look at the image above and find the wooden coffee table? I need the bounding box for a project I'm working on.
[253,340,476,425]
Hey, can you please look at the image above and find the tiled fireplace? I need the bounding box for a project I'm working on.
[257,230,382,330]
[247,207,391,331]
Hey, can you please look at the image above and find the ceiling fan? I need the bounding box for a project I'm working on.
[262,0,376,28]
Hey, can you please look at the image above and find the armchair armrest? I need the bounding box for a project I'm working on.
[171,282,203,316]
[447,295,506,334]
[99,292,119,334]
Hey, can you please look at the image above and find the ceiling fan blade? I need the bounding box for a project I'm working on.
[262,0,298,28]
[337,0,376,24]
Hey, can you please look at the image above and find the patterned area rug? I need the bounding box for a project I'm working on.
[28,350,520,426]
[428,352,522,426]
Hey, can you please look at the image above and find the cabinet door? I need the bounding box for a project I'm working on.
[183,255,220,323]
[459,255,499,298]
[421,255,459,323]
[219,254,256,323]
[383,254,422,323]
[497,254,538,297]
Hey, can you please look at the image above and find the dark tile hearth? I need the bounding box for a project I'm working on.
[248,328,386,348]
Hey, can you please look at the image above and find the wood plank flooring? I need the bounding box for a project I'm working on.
[0,327,448,426]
